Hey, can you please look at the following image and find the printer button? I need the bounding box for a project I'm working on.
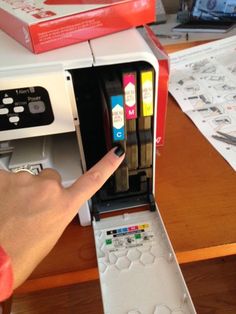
[0,108,9,115]
[28,101,46,114]
[9,116,20,123]
[14,106,24,113]
[2,97,14,105]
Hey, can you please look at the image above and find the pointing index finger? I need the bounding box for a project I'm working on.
[66,146,125,214]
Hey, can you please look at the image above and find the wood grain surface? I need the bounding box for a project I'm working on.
[12,256,236,314]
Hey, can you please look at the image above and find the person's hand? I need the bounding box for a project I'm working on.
[0,147,124,289]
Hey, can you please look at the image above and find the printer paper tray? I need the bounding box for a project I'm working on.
[93,208,196,314]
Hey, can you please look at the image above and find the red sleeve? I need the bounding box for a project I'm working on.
[0,246,13,302]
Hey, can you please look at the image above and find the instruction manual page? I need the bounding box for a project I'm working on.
[169,35,236,171]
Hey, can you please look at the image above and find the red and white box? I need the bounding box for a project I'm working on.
[0,0,155,54]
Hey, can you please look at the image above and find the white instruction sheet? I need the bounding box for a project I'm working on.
[169,35,236,171]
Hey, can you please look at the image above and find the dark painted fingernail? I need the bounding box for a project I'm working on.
[114,145,125,157]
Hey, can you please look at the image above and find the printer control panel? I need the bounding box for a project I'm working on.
[0,86,54,131]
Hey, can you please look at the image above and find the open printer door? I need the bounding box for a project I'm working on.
[93,206,196,314]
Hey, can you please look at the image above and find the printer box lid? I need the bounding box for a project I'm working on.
[0,0,155,53]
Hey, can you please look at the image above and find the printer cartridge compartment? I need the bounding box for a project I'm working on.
[70,61,157,219]
[0,28,196,313]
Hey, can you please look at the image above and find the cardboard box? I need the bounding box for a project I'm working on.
[0,0,155,54]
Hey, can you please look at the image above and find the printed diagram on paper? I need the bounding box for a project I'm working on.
[169,35,236,171]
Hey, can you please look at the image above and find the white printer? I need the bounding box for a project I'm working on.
[0,27,196,314]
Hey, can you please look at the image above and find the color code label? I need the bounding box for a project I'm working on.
[111,95,125,141]
[141,71,154,117]
[123,73,137,120]
[105,223,153,251]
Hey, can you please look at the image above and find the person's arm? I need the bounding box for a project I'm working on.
[0,146,124,300]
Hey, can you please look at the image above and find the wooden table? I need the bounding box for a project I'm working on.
[15,42,236,296]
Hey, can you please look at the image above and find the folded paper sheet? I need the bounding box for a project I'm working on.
[169,36,236,171]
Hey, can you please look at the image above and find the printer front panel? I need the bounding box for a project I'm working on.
[0,67,76,141]
[0,66,92,226]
